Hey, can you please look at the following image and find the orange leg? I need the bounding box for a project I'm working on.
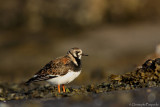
[62,84,65,93]
[58,84,60,93]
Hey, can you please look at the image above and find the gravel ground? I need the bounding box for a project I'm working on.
[1,87,160,107]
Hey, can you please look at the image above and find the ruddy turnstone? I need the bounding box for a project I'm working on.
[25,47,88,93]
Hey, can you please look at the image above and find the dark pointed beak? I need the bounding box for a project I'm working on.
[82,53,88,56]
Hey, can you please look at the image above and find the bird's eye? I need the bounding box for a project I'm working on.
[76,51,81,55]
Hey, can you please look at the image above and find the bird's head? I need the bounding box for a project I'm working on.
[67,47,88,59]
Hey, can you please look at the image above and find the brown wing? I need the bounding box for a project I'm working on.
[25,56,71,84]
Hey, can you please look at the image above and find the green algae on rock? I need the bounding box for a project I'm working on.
[107,58,160,89]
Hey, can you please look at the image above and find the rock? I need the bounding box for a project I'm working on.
[109,74,122,81]
[65,88,70,93]
[0,97,6,101]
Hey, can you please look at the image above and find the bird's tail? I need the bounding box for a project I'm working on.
[24,76,39,86]
[24,79,33,86]
[24,80,31,86]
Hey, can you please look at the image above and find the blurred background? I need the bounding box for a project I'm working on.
[1,0,160,85]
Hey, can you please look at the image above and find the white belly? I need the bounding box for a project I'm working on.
[47,70,81,85]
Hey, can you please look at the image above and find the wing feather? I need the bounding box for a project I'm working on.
[25,56,71,85]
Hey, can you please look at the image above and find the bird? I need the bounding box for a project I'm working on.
[25,47,88,93]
